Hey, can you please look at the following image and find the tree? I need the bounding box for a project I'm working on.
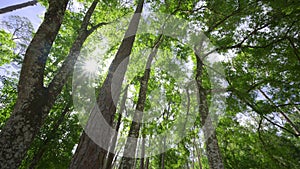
[0,0,38,14]
[0,1,69,168]
[69,0,144,168]
[194,49,224,169]
[119,35,163,169]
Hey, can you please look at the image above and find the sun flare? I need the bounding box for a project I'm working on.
[83,58,99,74]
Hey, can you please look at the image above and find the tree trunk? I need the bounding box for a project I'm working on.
[194,50,224,169]
[106,86,129,169]
[145,135,151,169]
[161,147,165,169]
[193,136,203,169]
[0,1,69,168]
[139,136,146,169]
[186,161,190,169]
[145,157,150,169]
[69,1,144,168]
[0,0,38,14]
[160,102,171,169]
[119,35,162,169]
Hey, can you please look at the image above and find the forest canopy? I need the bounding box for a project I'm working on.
[0,0,299,169]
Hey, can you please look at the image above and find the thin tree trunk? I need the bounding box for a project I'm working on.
[145,157,149,169]
[160,102,171,169]
[193,136,203,169]
[191,156,195,169]
[0,0,38,14]
[28,102,71,169]
[69,1,144,168]
[194,49,224,169]
[186,161,190,169]
[111,150,120,169]
[145,136,151,169]
[161,141,165,169]
[0,1,69,168]
[106,86,129,169]
[47,0,108,99]
[140,135,146,169]
[119,35,163,169]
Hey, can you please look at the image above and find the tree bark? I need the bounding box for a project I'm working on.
[69,1,144,168]
[106,86,129,169]
[0,1,69,168]
[119,35,162,169]
[194,50,224,169]
[145,157,150,169]
[0,0,105,168]
[0,0,38,14]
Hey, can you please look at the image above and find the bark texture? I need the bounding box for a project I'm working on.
[0,1,69,168]
[195,51,224,169]
[0,0,38,14]
[69,1,144,168]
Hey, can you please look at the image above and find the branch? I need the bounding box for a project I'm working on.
[277,103,300,108]
[81,0,99,31]
[0,0,38,14]
[87,22,109,35]
[228,86,299,137]
[287,37,300,63]
[203,50,299,137]
[258,88,300,135]
[48,0,100,101]
[218,19,297,52]
[17,0,69,93]
[206,6,241,34]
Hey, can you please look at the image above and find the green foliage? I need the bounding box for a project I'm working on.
[0,30,16,66]
[0,0,299,168]
[20,84,82,169]
[0,77,17,128]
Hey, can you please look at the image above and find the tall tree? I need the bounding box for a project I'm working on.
[69,0,144,168]
[119,35,163,169]
[194,48,224,169]
[0,1,69,168]
[106,85,129,169]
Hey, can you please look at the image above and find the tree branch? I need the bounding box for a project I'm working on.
[48,0,100,101]
[258,88,300,135]
[0,0,38,14]
[87,22,109,35]
[288,37,300,63]
[228,86,299,137]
